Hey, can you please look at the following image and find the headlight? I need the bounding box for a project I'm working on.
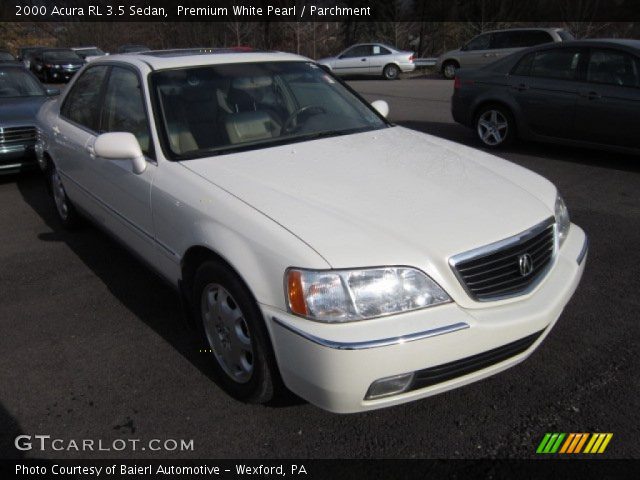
[555,194,570,247]
[286,267,451,322]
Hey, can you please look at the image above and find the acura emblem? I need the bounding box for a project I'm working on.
[518,253,534,277]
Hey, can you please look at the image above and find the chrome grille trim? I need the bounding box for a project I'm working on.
[0,126,37,146]
[449,217,556,302]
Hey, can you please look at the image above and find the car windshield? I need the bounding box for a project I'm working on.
[44,50,82,62]
[0,68,45,97]
[151,61,387,159]
[0,52,15,61]
[77,48,105,57]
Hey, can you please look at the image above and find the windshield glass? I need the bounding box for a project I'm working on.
[77,48,105,57]
[44,50,83,63]
[0,68,45,97]
[0,52,15,61]
[151,61,387,159]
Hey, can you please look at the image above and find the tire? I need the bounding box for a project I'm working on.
[442,61,459,80]
[383,64,400,80]
[474,105,515,148]
[49,163,80,229]
[193,261,281,403]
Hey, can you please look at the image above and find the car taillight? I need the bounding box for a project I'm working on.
[409,54,415,62]
[454,76,461,89]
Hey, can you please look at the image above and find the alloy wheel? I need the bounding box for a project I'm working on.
[477,109,509,146]
[201,283,254,384]
[51,169,69,220]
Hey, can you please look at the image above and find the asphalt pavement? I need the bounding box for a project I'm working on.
[0,78,638,459]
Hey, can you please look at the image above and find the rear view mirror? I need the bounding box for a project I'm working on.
[371,100,389,118]
[94,132,146,174]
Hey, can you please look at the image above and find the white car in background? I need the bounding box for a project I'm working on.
[36,49,587,413]
[318,43,415,79]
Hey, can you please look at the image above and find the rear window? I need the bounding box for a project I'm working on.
[557,30,575,41]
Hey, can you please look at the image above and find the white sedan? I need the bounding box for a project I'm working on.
[36,49,587,413]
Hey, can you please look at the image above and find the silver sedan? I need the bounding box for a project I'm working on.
[318,43,415,80]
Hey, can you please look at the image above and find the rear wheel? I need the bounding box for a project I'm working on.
[193,261,280,403]
[383,64,400,80]
[474,105,515,148]
[49,163,80,229]
[442,61,459,80]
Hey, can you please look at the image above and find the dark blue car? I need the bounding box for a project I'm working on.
[0,64,58,174]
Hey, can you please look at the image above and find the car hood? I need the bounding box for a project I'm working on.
[181,127,556,269]
[0,96,47,125]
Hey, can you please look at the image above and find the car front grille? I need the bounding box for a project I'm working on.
[408,329,544,391]
[0,126,37,146]
[450,218,555,301]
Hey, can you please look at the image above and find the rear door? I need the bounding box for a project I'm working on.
[53,65,109,218]
[573,47,640,149]
[459,33,494,68]
[508,47,585,139]
[332,45,373,75]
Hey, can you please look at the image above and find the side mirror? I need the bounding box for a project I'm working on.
[93,132,146,174]
[371,100,389,118]
[46,87,60,96]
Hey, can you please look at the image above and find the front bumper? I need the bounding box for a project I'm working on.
[263,225,587,413]
[0,144,38,174]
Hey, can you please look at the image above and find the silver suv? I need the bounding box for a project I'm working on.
[437,28,574,79]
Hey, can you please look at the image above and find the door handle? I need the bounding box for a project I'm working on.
[513,83,529,91]
[581,91,601,100]
[361,58,367,62]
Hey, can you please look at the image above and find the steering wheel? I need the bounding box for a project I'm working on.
[282,105,326,133]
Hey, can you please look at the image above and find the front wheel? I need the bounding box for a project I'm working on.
[193,261,281,403]
[475,106,515,148]
[383,64,400,80]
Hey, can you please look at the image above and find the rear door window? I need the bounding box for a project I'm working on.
[60,66,109,131]
[465,34,492,51]
[523,49,582,80]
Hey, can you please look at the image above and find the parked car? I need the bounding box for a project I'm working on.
[437,28,574,79]
[17,46,45,69]
[117,44,151,54]
[318,43,415,79]
[452,39,640,154]
[71,46,108,62]
[36,50,586,413]
[0,64,58,174]
[30,48,85,83]
[0,51,17,62]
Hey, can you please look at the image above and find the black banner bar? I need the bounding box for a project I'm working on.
[2,0,640,22]
[1,459,639,480]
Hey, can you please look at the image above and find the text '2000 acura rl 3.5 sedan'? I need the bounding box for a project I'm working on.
[36,49,587,413]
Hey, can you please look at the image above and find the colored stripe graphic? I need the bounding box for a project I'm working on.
[537,433,612,454]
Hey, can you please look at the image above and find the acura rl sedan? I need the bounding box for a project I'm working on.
[36,49,587,413]
[452,39,640,153]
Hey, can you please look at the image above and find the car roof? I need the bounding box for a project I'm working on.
[92,48,311,71]
[72,46,101,50]
[482,27,566,34]
[529,38,640,50]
